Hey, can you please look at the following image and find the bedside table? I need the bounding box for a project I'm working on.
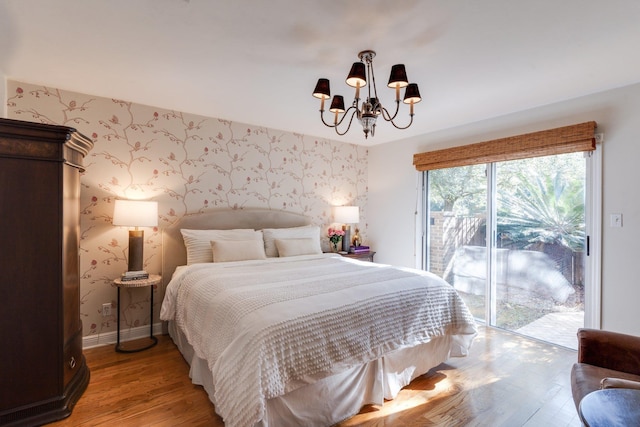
[113,274,161,353]
[340,251,376,262]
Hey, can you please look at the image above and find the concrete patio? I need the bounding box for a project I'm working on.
[515,311,584,350]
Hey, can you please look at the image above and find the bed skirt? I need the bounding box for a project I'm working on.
[168,321,455,426]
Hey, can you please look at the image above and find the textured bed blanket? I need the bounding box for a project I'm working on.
[160,254,477,427]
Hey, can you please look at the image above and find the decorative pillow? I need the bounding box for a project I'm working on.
[262,225,321,257]
[180,228,262,264]
[275,238,323,257]
[210,239,267,263]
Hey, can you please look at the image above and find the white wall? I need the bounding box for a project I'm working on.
[369,82,640,336]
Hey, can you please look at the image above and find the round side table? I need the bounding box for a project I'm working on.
[579,388,640,427]
[113,274,161,353]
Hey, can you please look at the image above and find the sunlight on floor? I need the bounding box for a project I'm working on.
[342,368,504,424]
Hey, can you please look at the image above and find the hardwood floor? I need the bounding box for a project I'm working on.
[51,326,581,426]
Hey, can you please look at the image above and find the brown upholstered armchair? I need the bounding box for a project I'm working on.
[571,328,640,409]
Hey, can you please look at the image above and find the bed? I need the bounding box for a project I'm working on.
[160,209,477,427]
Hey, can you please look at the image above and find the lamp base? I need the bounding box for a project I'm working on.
[128,230,144,272]
[342,225,351,252]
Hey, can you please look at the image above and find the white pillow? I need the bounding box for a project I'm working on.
[275,238,323,257]
[180,228,262,264]
[262,225,321,257]
[211,240,267,262]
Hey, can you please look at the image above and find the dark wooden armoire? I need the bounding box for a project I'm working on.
[0,118,93,426]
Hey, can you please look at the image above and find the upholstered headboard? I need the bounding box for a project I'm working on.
[161,208,311,285]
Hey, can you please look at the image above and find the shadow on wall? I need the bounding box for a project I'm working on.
[451,246,575,303]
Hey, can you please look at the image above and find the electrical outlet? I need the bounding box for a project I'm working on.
[102,303,112,317]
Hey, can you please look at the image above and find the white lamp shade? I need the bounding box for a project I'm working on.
[112,199,158,227]
[333,206,360,224]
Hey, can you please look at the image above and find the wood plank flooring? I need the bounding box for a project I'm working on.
[51,326,581,426]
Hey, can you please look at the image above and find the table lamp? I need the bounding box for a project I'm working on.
[333,206,360,252]
[112,199,158,272]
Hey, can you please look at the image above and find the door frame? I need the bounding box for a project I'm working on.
[584,142,602,329]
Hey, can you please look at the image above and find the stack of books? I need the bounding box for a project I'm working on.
[350,245,370,254]
[120,270,150,281]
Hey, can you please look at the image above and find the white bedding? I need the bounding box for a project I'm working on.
[160,253,477,427]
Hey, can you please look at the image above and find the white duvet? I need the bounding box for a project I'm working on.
[160,254,477,427]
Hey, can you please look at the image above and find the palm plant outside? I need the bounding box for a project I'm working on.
[497,153,585,253]
[428,153,585,254]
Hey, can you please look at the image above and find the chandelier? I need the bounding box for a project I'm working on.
[312,50,422,139]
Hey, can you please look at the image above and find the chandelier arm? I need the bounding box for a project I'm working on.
[385,112,415,130]
[379,101,401,122]
[333,109,358,136]
[319,106,358,129]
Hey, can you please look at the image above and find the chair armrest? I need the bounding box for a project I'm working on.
[601,377,640,390]
[577,328,640,376]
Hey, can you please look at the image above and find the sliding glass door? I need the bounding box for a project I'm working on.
[427,164,488,322]
[426,153,586,348]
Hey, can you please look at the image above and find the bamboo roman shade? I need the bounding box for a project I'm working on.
[413,121,597,171]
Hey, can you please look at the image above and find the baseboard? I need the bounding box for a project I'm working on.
[83,322,164,349]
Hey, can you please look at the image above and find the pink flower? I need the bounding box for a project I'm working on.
[327,227,345,245]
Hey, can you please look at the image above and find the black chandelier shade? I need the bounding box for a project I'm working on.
[312,78,331,100]
[404,83,422,106]
[387,64,409,88]
[330,95,345,113]
[346,62,367,88]
[312,50,422,139]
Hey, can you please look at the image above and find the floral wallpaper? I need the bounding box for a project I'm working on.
[6,80,368,343]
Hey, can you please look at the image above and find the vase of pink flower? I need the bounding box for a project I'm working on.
[327,227,345,252]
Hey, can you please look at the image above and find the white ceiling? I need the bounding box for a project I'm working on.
[2,0,640,145]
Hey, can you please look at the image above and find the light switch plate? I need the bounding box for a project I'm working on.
[610,213,622,228]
